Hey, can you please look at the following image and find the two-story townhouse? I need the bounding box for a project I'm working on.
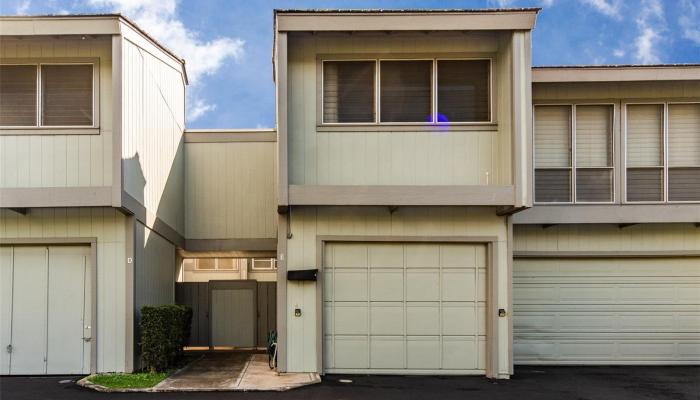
[1,8,698,381]
[273,9,537,379]
[0,14,187,374]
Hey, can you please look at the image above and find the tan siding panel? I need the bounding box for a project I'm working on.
[0,37,113,189]
[184,141,277,240]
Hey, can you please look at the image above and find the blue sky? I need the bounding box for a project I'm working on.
[3,0,699,129]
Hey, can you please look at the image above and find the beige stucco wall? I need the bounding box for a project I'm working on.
[184,139,277,240]
[0,207,129,372]
[282,206,511,376]
[0,36,113,189]
[121,37,186,234]
[286,31,515,187]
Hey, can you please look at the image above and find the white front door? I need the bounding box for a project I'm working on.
[323,242,487,374]
[1,245,91,375]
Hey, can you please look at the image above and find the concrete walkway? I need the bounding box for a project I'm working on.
[154,352,320,392]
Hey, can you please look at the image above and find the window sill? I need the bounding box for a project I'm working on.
[0,127,100,135]
[316,123,498,132]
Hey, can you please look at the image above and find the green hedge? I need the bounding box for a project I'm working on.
[140,305,192,372]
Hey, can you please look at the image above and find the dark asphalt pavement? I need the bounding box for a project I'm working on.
[1,366,698,400]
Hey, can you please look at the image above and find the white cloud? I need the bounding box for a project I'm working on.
[87,0,244,121]
[634,0,665,64]
[488,0,514,7]
[187,96,216,122]
[580,0,622,19]
[679,0,700,45]
[14,0,31,15]
[540,0,556,6]
[613,48,625,57]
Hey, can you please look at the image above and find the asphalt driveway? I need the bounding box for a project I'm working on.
[1,366,698,400]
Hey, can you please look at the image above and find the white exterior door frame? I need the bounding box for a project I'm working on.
[315,235,502,378]
[0,238,98,374]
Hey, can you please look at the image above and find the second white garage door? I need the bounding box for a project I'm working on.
[514,256,700,364]
[323,242,487,374]
[0,246,92,375]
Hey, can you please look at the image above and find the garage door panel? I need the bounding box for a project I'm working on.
[406,337,441,369]
[47,247,88,374]
[370,337,405,369]
[442,270,475,301]
[11,247,48,374]
[333,270,367,301]
[333,303,368,335]
[406,270,439,301]
[369,244,403,268]
[370,270,403,301]
[325,242,487,373]
[0,247,12,375]
[678,342,700,358]
[406,303,440,335]
[440,245,477,268]
[514,256,700,365]
[322,270,333,301]
[443,336,477,369]
[442,304,476,335]
[334,336,369,369]
[370,303,404,335]
[405,245,440,268]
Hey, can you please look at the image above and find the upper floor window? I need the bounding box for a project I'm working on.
[0,63,94,128]
[534,104,614,203]
[185,257,242,271]
[625,103,700,202]
[322,58,491,124]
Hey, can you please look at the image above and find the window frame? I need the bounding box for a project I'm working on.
[320,56,493,126]
[0,59,99,132]
[533,102,617,205]
[191,257,242,272]
[250,258,278,271]
[623,100,700,204]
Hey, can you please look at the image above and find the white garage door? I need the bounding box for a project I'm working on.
[323,242,487,374]
[514,256,700,364]
[0,246,92,375]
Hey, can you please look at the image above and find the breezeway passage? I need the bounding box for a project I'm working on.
[322,242,487,374]
[0,246,92,375]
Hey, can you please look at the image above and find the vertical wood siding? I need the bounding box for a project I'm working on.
[0,37,113,188]
[121,38,185,233]
[284,206,509,374]
[514,223,700,252]
[185,141,277,240]
[0,208,128,372]
[133,221,176,312]
[287,32,513,186]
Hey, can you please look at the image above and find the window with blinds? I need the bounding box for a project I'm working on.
[0,63,93,128]
[437,60,490,122]
[0,65,37,126]
[668,103,700,201]
[41,65,93,126]
[323,61,375,123]
[534,105,572,202]
[380,60,432,123]
[575,105,613,202]
[626,104,664,202]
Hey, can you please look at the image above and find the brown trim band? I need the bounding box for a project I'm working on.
[185,238,278,252]
[289,185,515,206]
[184,130,277,143]
[533,66,700,82]
[513,204,700,224]
[0,186,112,208]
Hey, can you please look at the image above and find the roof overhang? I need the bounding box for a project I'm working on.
[533,65,700,83]
[0,14,188,84]
[275,9,540,32]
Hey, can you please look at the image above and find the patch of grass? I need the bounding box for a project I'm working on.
[87,371,170,389]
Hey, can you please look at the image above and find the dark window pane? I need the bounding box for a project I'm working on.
[626,168,663,202]
[669,167,700,201]
[380,60,432,123]
[535,169,571,202]
[323,61,375,123]
[41,65,93,126]
[0,65,37,126]
[437,60,489,122]
[576,168,612,202]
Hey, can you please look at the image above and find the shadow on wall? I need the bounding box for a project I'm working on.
[125,139,185,370]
